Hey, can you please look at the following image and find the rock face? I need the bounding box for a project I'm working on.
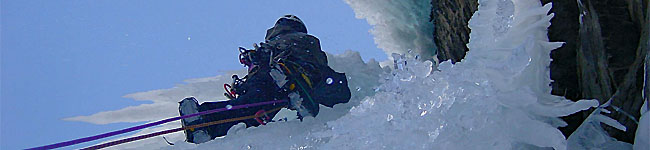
[543,0,648,143]
[431,0,649,143]
[430,0,477,63]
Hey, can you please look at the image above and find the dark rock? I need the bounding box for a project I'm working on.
[430,0,477,63]
[543,0,583,102]
[544,0,648,143]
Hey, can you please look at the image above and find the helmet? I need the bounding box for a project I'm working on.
[277,15,304,26]
[265,14,308,41]
[275,14,307,33]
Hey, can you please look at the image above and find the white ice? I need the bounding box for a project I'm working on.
[567,100,632,150]
[634,101,649,150]
[343,0,437,63]
[80,0,649,149]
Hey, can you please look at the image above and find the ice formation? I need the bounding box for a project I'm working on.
[78,0,637,149]
[63,69,249,124]
[343,0,437,61]
[321,0,599,149]
[634,112,649,150]
[567,100,633,150]
[634,100,648,150]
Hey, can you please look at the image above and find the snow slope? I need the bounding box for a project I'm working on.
[76,0,613,149]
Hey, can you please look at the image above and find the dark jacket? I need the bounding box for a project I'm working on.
[234,16,351,118]
[190,15,351,142]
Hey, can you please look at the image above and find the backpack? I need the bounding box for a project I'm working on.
[227,31,350,118]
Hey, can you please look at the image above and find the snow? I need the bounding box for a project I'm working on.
[75,0,650,149]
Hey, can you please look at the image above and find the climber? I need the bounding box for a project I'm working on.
[178,14,351,144]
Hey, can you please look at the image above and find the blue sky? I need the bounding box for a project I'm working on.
[1,1,385,149]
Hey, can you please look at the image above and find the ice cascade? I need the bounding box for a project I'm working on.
[102,0,606,149]
[321,0,598,149]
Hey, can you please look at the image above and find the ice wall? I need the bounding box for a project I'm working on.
[89,0,606,149]
[139,0,597,149]
[634,110,649,150]
[322,0,598,148]
[344,0,437,62]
